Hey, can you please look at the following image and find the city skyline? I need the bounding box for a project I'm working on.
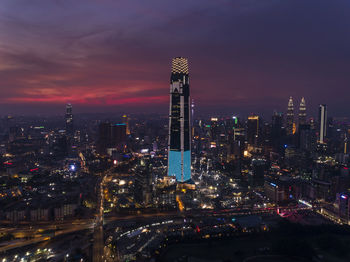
[2,2,350,261]
[1,0,350,116]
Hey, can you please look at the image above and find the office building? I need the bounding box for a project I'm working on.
[318,104,327,144]
[167,57,191,182]
[286,96,294,135]
[251,159,267,187]
[337,193,350,222]
[65,103,73,137]
[210,117,219,141]
[247,115,259,146]
[299,124,314,152]
[122,114,130,135]
[97,122,126,154]
[111,124,127,147]
[298,97,306,126]
[271,112,283,152]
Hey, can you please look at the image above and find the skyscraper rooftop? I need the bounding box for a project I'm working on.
[171,57,189,74]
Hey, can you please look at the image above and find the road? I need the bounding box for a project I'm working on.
[0,213,178,254]
[0,222,93,253]
[93,172,109,262]
[0,205,313,254]
[93,225,104,262]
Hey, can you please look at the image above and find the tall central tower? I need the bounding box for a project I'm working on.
[168,57,191,182]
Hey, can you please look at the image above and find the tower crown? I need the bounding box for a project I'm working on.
[171,57,189,74]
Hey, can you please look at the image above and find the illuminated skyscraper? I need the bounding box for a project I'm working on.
[286,96,294,135]
[247,115,259,146]
[168,57,191,182]
[122,114,130,135]
[210,117,219,141]
[344,135,347,154]
[298,97,306,126]
[318,104,327,144]
[65,103,73,136]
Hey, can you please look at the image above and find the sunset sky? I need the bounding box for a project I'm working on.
[1,0,350,117]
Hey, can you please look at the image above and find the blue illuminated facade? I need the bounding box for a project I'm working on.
[167,57,191,182]
[168,151,182,181]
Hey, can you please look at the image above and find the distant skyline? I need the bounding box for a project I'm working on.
[1,0,350,117]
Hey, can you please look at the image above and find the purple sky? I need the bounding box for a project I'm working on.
[1,0,350,117]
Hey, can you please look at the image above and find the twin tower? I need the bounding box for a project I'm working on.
[167,57,191,183]
[286,96,307,135]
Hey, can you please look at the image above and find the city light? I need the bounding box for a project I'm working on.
[0,5,348,261]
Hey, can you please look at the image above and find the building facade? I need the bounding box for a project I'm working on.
[247,115,259,146]
[318,104,327,144]
[168,57,191,182]
[65,103,73,137]
[286,96,294,135]
[298,97,306,126]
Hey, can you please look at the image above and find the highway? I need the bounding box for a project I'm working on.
[0,204,313,255]
[92,173,106,262]
[0,214,177,254]
[0,222,93,253]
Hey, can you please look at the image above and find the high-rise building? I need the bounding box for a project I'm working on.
[271,112,283,152]
[252,159,267,187]
[111,124,127,147]
[122,115,130,135]
[97,122,111,154]
[286,96,294,135]
[344,135,348,154]
[191,99,195,137]
[210,117,219,141]
[337,193,350,221]
[247,115,259,146]
[299,124,314,152]
[65,103,73,136]
[168,57,191,182]
[97,122,126,154]
[298,97,306,126]
[318,104,327,144]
